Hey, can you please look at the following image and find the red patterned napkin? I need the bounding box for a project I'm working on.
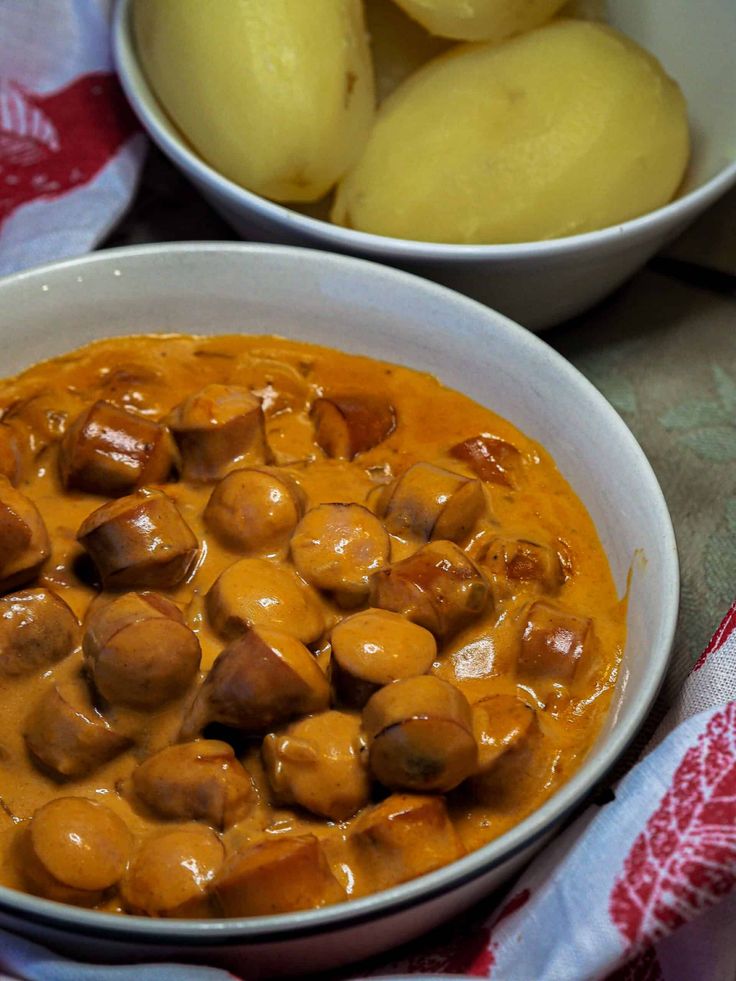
[0,0,144,276]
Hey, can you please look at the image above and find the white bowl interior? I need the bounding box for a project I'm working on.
[0,244,678,939]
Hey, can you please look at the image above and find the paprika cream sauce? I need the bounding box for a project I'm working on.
[0,334,625,917]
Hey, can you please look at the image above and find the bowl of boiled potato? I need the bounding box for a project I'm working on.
[114,0,736,329]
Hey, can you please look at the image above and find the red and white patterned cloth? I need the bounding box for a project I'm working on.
[0,3,735,980]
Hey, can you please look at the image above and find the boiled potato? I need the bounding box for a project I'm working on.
[134,0,374,202]
[367,0,450,103]
[332,20,690,243]
[389,0,568,42]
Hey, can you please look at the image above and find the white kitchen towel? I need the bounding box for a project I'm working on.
[0,0,145,277]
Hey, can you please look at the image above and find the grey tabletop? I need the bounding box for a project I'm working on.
[105,149,736,737]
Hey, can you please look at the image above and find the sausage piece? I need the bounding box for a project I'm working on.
[206,557,325,644]
[290,503,390,606]
[0,476,50,593]
[449,434,522,487]
[363,675,477,793]
[204,467,305,553]
[0,588,79,678]
[331,608,437,707]
[121,826,224,917]
[311,393,396,460]
[262,711,370,821]
[347,794,464,895]
[470,694,544,807]
[180,627,330,740]
[483,537,564,599]
[214,835,344,916]
[83,591,201,709]
[518,601,592,683]
[76,489,198,589]
[167,384,267,482]
[24,681,132,779]
[132,740,254,829]
[59,400,178,496]
[20,797,131,907]
[370,540,490,639]
[378,463,485,544]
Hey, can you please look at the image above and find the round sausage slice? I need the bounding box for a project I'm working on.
[311,393,395,460]
[204,466,304,554]
[121,826,223,917]
[0,588,78,678]
[167,384,267,482]
[290,503,390,605]
[262,710,370,821]
[0,476,50,594]
[59,400,178,496]
[83,591,200,709]
[21,798,131,906]
[180,626,329,740]
[347,794,464,895]
[24,681,132,779]
[378,462,485,544]
[132,740,254,828]
[370,539,490,639]
[330,608,437,707]
[214,835,344,916]
[363,675,477,793]
[206,557,325,644]
[76,489,198,589]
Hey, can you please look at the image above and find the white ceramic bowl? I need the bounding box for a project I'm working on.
[113,0,736,331]
[0,244,679,977]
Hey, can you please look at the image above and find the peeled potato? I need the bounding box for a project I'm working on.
[332,20,690,243]
[367,0,450,104]
[389,0,568,42]
[134,0,374,202]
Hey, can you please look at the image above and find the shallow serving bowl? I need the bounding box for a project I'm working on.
[113,0,736,330]
[0,244,678,977]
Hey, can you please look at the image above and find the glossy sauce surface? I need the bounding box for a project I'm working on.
[0,334,625,915]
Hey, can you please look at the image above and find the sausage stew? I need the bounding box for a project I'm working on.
[0,334,626,917]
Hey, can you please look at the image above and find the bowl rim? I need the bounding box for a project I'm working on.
[112,0,736,261]
[0,241,679,944]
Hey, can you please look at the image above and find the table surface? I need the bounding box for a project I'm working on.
[105,149,736,742]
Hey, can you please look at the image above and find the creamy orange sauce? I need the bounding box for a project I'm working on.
[0,334,625,914]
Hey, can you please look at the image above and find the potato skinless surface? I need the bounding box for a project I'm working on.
[0,333,626,916]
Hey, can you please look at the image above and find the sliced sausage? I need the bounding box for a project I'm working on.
[214,835,344,916]
[76,489,198,589]
[0,422,21,484]
[59,400,178,496]
[347,794,464,895]
[24,681,131,779]
[180,627,330,740]
[83,591,201,709]
[450,434,522,487]
[121,826,223,917]
[483,537,564,599]
[0,588,78,678]
[3,388,84,456]
[363,676,477,793]
[311,393,395,460]
[204,466,305,553]
[132,740,254,828]
[167,384,267,482]
[377,462,485,544]
[0,476,50,593]
[370,540,490,639]
[330,608,437,707]
[262,710,370,821]
[470,694,545,806]
[518,601,592,683]
[290,503,390,606]
[20,797,131,906]
[206,557,325,644]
